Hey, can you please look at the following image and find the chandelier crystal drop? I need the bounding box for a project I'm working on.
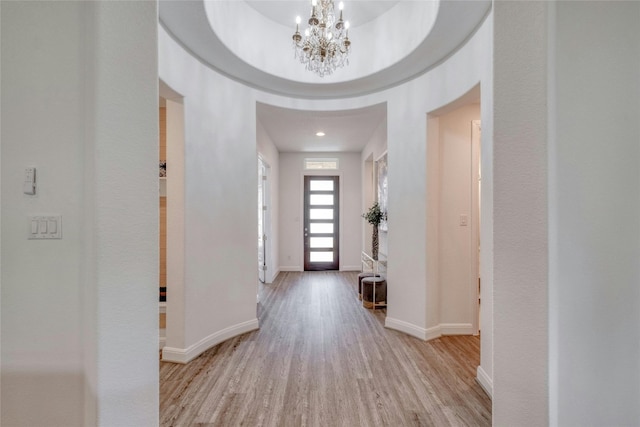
[292,0,351,77]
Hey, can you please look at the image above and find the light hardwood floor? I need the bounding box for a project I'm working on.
[160,271,491,426]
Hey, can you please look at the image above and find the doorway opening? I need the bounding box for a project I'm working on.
[258,157,271,283]
[426,89,481,339]
[303,176,340,271]
[159,96,167,349]
[158,80,185,359]
[471,119,481,333]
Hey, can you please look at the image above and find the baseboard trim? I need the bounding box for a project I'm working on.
[280,266,302,272]
[162,318,259,364]
[159,336,166,350]
[386,319,475,342]
[440,323,474,335]
[267,269,281,283]
[425,325,442,341]
[476,365,493,398]
[385,317,429,340]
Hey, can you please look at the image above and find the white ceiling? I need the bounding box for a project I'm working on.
[159,1,490,153]
[160,0,491,98]
[257,102,386,152]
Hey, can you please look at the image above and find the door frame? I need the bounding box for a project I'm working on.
[471,120,481,335]
[303,175,340,271]
[258,155,271,283]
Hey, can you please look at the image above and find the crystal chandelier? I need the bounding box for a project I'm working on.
[292,0,351,77]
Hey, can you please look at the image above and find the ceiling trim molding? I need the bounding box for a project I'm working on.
[159,1,492,100]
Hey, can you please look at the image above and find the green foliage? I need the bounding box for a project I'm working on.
[362,202,385,226]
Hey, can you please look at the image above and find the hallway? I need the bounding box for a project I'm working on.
[160,272,491,426]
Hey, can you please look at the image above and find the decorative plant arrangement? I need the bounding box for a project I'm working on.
[362,202,386,260]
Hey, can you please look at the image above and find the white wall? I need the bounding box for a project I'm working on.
[257,119,280,283]
[86,4,159,424]
[426,115,442,334]
[478,12,494,398]
[493,2,549,424]
[165,97,186,350]
[159,27,259,363]
[279,152,362,271]
[550,1,640,425]
[1,2,159,425]
[492,2,640,424]
[2,3,85,424]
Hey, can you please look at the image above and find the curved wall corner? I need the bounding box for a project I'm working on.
[159,26,260,363]
[162,319,259,364]
[157,13,494,400]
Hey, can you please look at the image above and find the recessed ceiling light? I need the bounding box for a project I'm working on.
[316,131,325,137]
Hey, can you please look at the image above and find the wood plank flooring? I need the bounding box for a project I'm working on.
[160,271,491,426]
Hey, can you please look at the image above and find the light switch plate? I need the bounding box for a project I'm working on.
[28,215,62,239]
[23,167,36,195]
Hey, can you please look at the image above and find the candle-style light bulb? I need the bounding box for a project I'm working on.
[309,0,318,26]
[293,15,303,44]
[339,2,344,10]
